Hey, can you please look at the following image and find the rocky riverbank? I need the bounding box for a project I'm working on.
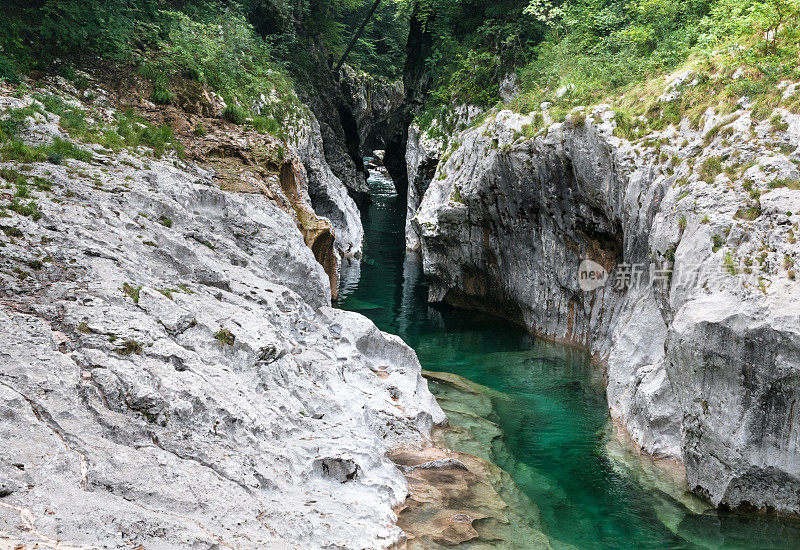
[406,71,800,513]
[391,372,553,549]
[0,74,447,549]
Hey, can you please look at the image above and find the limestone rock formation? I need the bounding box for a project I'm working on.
[291,44,370,198]
[408,89,800,513]
[405,124,442,251]
[288,112,365,260]
[0,82,445,549]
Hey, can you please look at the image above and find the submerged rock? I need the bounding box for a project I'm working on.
[391,371,554,549]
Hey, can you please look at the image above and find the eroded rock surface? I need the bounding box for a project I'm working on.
[409,86,800,512]
[0,82,445,549]
[289,113,365,260]
[340,66,405,154]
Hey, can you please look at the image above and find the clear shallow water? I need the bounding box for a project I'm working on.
[337,162,800,549]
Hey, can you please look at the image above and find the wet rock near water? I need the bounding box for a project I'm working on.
[390,371,555,549]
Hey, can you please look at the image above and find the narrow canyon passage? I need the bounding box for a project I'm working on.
[337,157,800,549]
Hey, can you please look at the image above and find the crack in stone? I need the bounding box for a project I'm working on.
[0,378,89,492]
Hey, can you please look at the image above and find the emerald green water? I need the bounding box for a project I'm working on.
[336,164,800,549]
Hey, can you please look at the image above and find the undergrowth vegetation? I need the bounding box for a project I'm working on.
[0,1,304,132]
[0,97,184,162]
[415,0,800,131]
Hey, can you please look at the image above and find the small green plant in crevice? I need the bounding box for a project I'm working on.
[14,183,30,198]
[770,114,789,132]
[214,328,235,346]
[513,122,538,141]
[768,178,800,190]
[699,156,723,183]
[158,288,175,300]
[452,184,464,204]
[701,214,711,224]
[612,110,643,140]
[703,124,723,145]
[8,198,41,220]
[665,244,677,263]
[570,111,586,128]
[723,252,738,276]
[223,104,248,125]
[77,322,92,334]
[122,282,142,304]
[158,216,173,228]
[677,214,687,233]
[116,339,143,356]
[712,234,726,253]
[734,202,761,221]
[193,123,207,137]
[1,225,23,237]
[198,238,215,250]
[31,176,51,191]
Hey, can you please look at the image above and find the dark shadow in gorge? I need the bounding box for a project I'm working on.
[381,2,438,204]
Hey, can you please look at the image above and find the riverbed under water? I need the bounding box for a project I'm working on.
[336,159,800,549]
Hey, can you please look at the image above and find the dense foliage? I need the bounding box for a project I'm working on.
[1,0,799,121]
[0,0,402,125]
[403,0,796,116]
[329,0,409,78]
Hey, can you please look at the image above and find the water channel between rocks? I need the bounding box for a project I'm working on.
[336,156,800,550]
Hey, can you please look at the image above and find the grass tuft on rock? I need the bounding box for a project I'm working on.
[214,328,235,346]
[223,104,248,125]
[122,282,142,304]
[116,340,143,356]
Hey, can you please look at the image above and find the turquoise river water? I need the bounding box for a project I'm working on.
[336,162,800,549]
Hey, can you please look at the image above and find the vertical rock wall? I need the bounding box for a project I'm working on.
[408,105,800,513]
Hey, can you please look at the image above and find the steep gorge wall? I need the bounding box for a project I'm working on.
[408,101,800,513]
[339,66,404,154]
[382,3,438,201]
[292,39,371,198]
